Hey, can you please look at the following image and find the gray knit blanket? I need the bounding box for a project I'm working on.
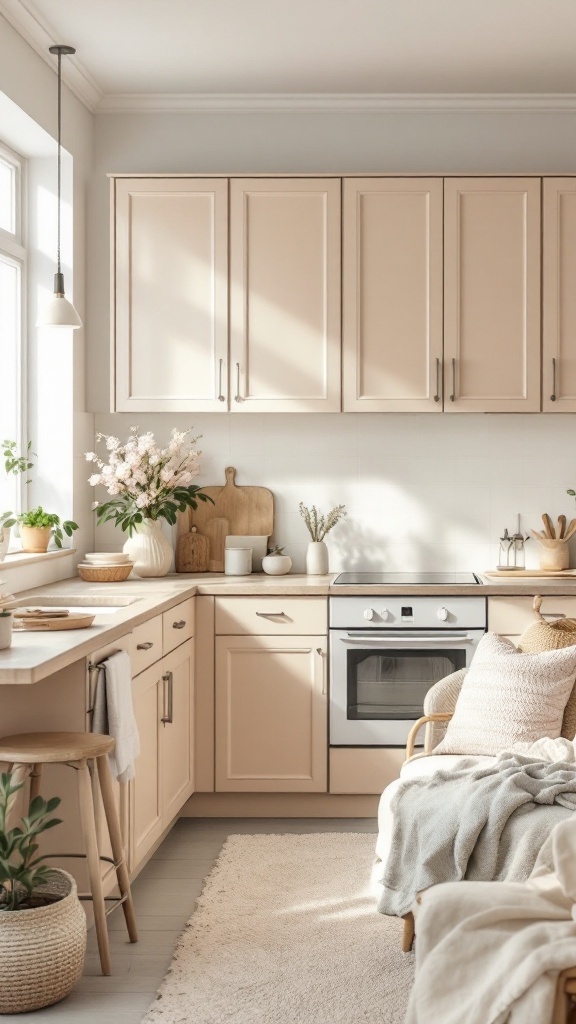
[378,754,576,918]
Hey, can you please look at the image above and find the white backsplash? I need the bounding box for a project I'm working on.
[92,412,576,574]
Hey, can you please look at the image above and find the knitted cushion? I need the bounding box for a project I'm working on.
[517,599,576,740]
[434,632,576,756]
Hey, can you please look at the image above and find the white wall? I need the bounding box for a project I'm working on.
[86,107,576,573]
[0,16,94,592]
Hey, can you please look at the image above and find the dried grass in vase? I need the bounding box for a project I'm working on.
[298,502,346,542]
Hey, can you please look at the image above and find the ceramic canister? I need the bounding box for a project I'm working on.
[224,547,252,576]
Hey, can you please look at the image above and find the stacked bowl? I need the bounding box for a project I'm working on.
[77,552,134,582]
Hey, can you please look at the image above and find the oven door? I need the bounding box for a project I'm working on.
[329,629,484,746]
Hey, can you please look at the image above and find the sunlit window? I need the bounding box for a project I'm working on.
[0,141,26,521]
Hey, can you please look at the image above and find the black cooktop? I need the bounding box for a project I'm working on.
[332,572,481,585]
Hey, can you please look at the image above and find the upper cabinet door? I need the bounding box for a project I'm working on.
[343,178,443,412]
[113,178,228,412]
[229,179,341,412]
[543,179,576,412]
[444,178,541,413]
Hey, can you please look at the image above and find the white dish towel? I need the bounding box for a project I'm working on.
[92,650,140,783]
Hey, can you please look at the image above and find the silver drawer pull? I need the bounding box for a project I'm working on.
[173,620,186,629]
[136,641,154,650]
[161,671,174,724]
[255,611,286,618]
[550,357,557,402]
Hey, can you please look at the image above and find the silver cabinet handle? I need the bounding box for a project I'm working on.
[173,620,186,629]
[434,357,441,403]
[218,357,226,402]
[317,647,326,695]
[136,641,154,650]
[550,357,557,402]
[255,611,286,618]
[449,358,456,402]
[161,670,174,724]
[235,362,242,403]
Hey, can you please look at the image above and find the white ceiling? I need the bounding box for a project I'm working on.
[4,0,576,111]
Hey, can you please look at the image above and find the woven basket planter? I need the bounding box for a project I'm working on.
[0,869,86,1014]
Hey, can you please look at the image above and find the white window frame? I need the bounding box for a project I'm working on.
[0,139,27,523]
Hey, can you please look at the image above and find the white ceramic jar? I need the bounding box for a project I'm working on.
[0,612,13,650]
[224,547,252,575]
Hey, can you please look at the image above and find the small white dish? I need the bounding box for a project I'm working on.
[84,552,130,564]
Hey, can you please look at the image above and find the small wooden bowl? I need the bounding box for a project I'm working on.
[77,562,134,583]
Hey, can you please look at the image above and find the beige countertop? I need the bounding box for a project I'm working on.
[3,570,576,685]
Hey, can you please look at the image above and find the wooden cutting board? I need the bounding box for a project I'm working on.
[484,569,576,578]
[178,467,273,540]
[176,528,209,573]
[205,517,229,572]
[13,613,95,631]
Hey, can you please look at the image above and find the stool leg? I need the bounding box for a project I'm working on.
[402,912,415,953]
[96,755,138,943]
[77,759,112,975]
[6,764,31,827]
[29,764,43,804]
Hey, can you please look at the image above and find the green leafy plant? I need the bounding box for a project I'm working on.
[0,773,62,912]
[17,507,78,549]
[1,440,36,535]
[298,502,346,542]
[266,545,286,555]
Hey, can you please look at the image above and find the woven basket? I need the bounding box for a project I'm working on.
[77,562,133,582]
[518,595,576,740]
[0,869,86,1013]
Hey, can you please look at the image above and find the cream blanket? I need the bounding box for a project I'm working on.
[405,814,576,1024]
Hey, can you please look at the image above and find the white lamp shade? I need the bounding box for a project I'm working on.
[36,293,82,329]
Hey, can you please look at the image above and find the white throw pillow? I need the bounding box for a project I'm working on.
[434,632,576,756]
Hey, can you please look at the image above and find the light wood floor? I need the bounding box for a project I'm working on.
[4,817,378,1024]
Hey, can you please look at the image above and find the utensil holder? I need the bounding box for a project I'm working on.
[535,538,570,571]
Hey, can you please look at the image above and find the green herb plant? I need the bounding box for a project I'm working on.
[0,773,62,912]
[1,440,36,533]
[266,545,286,555]
[17,507,78,549]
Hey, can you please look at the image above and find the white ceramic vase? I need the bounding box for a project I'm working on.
[123,519,173,577]
[306,541,329,575]
[261,554,292,576]
[0,526,10,562]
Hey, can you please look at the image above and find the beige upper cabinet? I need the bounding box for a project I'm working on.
[113,177,228,412]
[443,178,541,412]
[543,179,576,412]
[343,178,444,412]
[229,178,341,412]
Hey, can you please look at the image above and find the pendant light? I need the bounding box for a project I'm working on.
[36,44,82,329]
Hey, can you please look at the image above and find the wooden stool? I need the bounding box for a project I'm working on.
[0,731,138,976]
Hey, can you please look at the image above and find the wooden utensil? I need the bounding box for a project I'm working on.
[564,519,576,541]
[176,527,209,573]
[542,513,555,538]
[205,517,229,572]
[558,514,567,539]
[177,467,273,541]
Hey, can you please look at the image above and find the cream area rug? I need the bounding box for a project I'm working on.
[143,833,413,1024]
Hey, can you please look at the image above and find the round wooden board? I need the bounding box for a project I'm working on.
[13,613,95,631]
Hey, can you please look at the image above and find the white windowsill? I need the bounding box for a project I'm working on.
[0,548,77,570]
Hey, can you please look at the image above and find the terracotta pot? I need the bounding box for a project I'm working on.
[20,525,52,553]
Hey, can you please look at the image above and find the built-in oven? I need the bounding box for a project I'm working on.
[329,596,486,746]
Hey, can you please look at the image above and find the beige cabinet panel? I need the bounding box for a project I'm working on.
[215,635,327,792]
[488,595,576,635]
[162,641,195,822]
[343,178,443,412]
[130,663,163,868]
[229,178,341,412]
[444,178,541,412]
[329,747,405,794]
[130,615,163,676]
[543,179,576,411]
[215,596,327,636]
[113,177,228,412]
[162,598,195,655]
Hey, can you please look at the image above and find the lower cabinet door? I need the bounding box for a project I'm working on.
[131,663,163,869]
[215,635,328,792]
[161,640,195,822]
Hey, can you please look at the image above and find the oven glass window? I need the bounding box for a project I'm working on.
[346,648,466,720]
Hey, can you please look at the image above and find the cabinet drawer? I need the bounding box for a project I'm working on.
[488,596,576,636]
[215,596,327,635]
[163,598,195,654]
[131,616,163,675]
[329,748,404,795]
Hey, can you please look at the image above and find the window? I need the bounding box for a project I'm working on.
[0,142,26,519]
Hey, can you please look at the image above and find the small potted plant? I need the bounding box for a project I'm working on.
[17,507,78,553]
[299,502,346,575]
[0,610,13,650]
[0,773,86,1013]
[0,440,35,561]
[262,545,292,576]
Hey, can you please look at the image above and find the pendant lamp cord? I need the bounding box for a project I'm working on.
[56,47,62,277]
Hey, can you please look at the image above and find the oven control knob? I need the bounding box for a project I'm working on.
[364,608,375,621]
[437,607,449,621]
[380,608,389,621]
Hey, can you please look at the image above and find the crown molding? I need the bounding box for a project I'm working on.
[0,0,103,111]
[96,92,576,115]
